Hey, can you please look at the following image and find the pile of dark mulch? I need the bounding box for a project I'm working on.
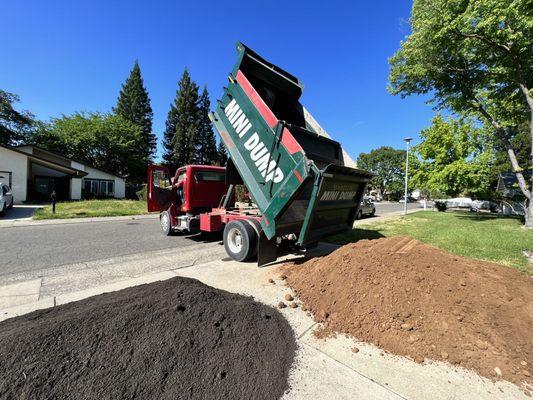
[0,277,296,400]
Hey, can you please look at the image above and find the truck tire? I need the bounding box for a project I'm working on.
[223,220,257,262]
[160,210,174,236]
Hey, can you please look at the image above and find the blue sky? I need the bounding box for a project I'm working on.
[1,0,434,161]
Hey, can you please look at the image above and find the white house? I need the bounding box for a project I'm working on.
[0,144,126,203]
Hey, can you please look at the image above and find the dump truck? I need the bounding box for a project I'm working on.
[148,42,371,265]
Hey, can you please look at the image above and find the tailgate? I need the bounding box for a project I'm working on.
[297,164,371,245]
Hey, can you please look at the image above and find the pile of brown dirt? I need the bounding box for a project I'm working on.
[283,236,533,388]
[0,277,296,400]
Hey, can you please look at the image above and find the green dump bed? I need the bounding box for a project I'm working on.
[211,42,371,245]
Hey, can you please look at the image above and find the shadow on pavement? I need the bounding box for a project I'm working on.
[0,205,43,221]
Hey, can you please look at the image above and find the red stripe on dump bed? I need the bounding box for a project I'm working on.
[236,70,303,155]
[219,131,234,149]
[236,70,277,128]
[293,170,304,183]
[281,128,303,154]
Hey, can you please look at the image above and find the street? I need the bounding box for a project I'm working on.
[374,201,424,216]
[0,201,424,280]
[0,219,224,279]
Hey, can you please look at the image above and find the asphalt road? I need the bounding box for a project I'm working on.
[0,201,424,279]
[0,219,220,276]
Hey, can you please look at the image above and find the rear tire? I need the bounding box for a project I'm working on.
[223,220,257,262]
[160,210,174,236]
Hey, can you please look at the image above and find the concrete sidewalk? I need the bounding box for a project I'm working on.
[0,213,158,228]
[0,241,526,399]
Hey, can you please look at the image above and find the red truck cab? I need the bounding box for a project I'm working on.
[148,164,231,234]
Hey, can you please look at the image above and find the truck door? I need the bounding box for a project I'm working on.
[147,165,174,212]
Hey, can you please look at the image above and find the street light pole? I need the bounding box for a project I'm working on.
[403,137,413,215]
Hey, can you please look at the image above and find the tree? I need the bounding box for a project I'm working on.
[357,146,406,200]
[162,69,199,167]
[114,61,155,181]
[33,112,142,178]
[0,90,34,145]
[216,140,228,166]
[412,115,495,198]
[389,0,533,226]
[194,86,218,164]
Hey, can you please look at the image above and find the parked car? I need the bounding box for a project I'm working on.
[0,183,14,215]
[470,200,501,213]
[357,198,376,219]
[398,196,414,203]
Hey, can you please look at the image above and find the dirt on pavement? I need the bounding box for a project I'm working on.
[0,277,296,400]
[282,236,533,389]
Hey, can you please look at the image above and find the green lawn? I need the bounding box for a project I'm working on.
[33,199,148,220]
[328,211,533,274]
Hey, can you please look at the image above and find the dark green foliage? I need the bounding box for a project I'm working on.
[162,69,199,167]
[114,61,155,180]
[216,140,228,166]
[0,90,34,146]
[357,146,406,200]
[194,87,218,165]
[32,112,143,178]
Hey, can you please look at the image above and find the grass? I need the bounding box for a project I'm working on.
[33,199,148,220]
[328,211,533,274]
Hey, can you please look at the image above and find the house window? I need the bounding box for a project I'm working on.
[83,178,115,197]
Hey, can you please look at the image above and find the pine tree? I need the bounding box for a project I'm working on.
[217,140,228,166]
[162,68,200,167]
[162,102,178,166]
[194,86,218,164]
[114,61,155,180]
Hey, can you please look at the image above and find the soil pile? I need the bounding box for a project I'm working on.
[0,277,296,400]
[283,236,533,387]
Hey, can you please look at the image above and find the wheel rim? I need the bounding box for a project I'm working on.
[227,227,243,254]
[161,213,169,232]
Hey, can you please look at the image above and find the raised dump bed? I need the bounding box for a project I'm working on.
[210,43,371,258]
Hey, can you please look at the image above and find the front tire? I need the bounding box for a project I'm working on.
[7,199,13,209]
[223,220,257,262]
[160,210,174,236]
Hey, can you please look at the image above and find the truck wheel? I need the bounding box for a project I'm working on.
[160,211,174,236]
[223,220,257,262]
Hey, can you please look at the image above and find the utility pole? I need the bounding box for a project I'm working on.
[403,137,413,215]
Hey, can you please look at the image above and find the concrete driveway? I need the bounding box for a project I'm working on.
[0,204,42,222]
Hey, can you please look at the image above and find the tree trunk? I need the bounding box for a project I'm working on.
[525,200,533,228]
[474,99,532,227]
[518,83,533,229]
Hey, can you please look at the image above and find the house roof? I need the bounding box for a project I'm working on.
[0,144,88,177]
[14,144,126,179]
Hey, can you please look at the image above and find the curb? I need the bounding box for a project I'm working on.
[0,213,158,228]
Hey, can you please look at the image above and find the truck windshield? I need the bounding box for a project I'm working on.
[194,171,225,182]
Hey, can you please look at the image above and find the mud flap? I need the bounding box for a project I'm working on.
[257,232,277,267]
